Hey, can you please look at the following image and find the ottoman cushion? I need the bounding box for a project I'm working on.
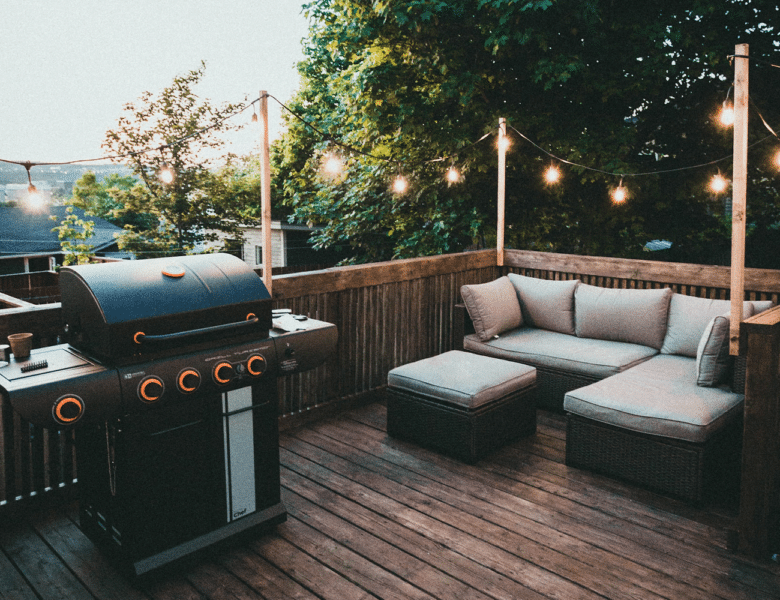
[388,350,537,409]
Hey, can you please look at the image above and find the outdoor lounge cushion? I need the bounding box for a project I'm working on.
[460,276,522,341]
[508,273,578,335]
[696,314,731,387]
[564,355,743,443]
[661,294,754,357]
[464,328,657,380]
[575,284,672,350]
[387,350,537,410]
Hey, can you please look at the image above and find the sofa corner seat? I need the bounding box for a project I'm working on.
[563,355,743,503]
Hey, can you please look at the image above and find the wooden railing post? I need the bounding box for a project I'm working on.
[738,306,780,559]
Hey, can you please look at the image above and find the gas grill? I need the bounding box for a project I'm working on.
[0,253,337,577]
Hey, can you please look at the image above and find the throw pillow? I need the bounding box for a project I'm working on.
[460,277,523,341]
[695,314,732,387]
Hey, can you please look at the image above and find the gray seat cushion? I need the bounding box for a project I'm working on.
[564,355,743,443]
[464,328,657,379]
[388,350,536,410]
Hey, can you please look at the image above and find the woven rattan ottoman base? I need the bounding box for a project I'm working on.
[387,352,537,463]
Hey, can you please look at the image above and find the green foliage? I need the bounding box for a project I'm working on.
[69,171,158,231]
[275,0,780,265]
[50,207,95,266]
[102,62,255,258]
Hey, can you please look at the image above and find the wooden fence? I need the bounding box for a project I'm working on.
[2,248,780,556]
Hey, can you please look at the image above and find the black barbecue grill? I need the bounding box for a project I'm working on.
[0,253,337,577]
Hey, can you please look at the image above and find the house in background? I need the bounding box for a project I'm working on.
[205,220,347,273]
[0,205,126,276]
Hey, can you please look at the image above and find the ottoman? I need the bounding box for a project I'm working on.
[387,350,537,463]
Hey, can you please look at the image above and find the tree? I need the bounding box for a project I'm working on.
[274,0,780,265]
[102,62,255,258]
[68,171,157,230]
[50,206,95,266]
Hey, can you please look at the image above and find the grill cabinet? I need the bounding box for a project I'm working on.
[0,254,337,577]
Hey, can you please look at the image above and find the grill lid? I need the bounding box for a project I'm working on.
[61,253,272,362]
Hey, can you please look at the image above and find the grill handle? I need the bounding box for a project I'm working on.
[134,316,260,346]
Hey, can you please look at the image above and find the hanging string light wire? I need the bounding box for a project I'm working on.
[505,124,776,179]
[1,59,777,188]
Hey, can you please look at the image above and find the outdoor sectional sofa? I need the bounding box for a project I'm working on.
[459,274,773,503]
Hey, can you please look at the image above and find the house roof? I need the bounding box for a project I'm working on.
[0,205,125,256]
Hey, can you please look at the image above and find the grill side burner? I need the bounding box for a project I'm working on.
[0,254,337,577]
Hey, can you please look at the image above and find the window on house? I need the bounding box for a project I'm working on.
[255,245,263,265]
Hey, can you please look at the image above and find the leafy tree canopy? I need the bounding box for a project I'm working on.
[274,0,780,265]
[102,62,258,258]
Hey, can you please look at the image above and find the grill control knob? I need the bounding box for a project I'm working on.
[246,355,267,377]
[139,376,165,403]
[53,395,84,425]
[213,362,235,385]
[178,369,201,393]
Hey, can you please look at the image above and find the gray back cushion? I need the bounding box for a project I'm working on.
[575,284,672,349]
[661,294,744,357]
[662,295,774,358]
[460,276,523,341]
[507,273,578,335]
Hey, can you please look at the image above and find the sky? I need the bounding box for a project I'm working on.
[0,1,309,164]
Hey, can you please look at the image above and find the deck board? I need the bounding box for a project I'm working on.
[0,401,778,600]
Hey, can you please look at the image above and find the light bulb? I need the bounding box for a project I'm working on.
[719,104,735,127]
[544,165,561,185]
[393,175,408,194]
[612,185,627,204]
[322,154,343,177]
[159,166,175,184]
[27,186,44,211]
[710,174,729,193]
[446,167,460,183]
[498,136,511,152]
[774,150,780,169]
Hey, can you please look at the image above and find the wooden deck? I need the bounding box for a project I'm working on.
[1,400,778,600]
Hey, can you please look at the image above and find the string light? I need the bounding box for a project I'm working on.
[392,174,408,194]
[611,179,628,204]
[446,166,461,183]
[719,104,735,127]
[498,135,511,153]
[159,164,175,184]
[544,164,561,185]
[321,153,344,179]
[710,173,729,193]
[774,149,780,169]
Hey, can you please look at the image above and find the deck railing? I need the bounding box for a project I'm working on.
[1,248,779,556]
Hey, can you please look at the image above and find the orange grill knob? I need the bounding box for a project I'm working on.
[213,362,234,385]
[53,395,84,424]
[139,376,165,403]
[178,369,201,393]
[246,355,266,377]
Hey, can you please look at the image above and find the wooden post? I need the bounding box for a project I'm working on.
[497,118,507,267]
[259,90,273,295]
[738,306,780,558]
[730,44,749,355]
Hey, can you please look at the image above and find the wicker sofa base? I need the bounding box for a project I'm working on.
[565,413,742,504]
[536,366,600,412]
[387,384,537,464]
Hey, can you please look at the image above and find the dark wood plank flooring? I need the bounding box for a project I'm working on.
[1,401,778,600]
